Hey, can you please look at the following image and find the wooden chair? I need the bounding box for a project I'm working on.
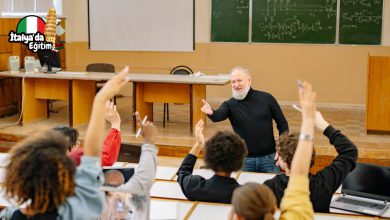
[86,63,116,104]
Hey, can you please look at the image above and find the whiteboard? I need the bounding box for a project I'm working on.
[88,0,194,51]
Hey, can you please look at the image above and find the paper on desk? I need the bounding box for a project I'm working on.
[190,71,205,77]
[150,200,178,219]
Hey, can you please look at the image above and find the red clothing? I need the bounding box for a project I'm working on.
[68,128,122,166]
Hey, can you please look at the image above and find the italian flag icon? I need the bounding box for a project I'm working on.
[17,16,46,34]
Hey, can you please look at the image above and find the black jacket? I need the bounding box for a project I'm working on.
[264,125,358,212]
[208,88,289,157]
[176,154,240,204]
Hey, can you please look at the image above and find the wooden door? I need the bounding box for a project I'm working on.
[366,56,390,133]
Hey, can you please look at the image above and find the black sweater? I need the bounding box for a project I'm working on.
[208,88,289,157]
[264,125,358,213]
[176,154,240,204]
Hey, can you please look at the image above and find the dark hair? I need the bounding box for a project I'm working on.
[53,126,79,151]
[4,130,76,214]
[232,183,276,220]
[204,131,247,173]
[277,132,316,169]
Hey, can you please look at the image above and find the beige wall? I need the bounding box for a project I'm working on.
[63,0,390,105]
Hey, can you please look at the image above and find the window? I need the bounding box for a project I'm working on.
[1,0,62,17]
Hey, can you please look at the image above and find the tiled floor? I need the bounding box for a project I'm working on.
[0,97,389,158]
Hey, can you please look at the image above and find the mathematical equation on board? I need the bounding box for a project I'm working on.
[342,0,381,7]
[340,0,382,31]
[254,0,337,41]
[212,0,248,19]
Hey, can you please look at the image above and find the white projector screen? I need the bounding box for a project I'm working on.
[88,0,194,51]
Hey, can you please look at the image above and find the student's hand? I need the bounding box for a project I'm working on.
[135,112,157,145]
[314,111,329,132]
[274,152,280,166]
[201,99,213,115]
[195,119,205,148]
[299,82,316,121]
[96,66,129,102]
[105,100,121,131]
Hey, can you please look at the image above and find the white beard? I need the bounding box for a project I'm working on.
[232,86,250,100]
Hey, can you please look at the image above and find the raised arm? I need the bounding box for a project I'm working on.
[84,66,129,157]
[101,101,122,166]
[58,67,129,220]
[290,82,316,176]
[189,119,205,157]
[279,82,315,220]
[119,112,158,193]
[314,111,358,192]
[177,120,208,200]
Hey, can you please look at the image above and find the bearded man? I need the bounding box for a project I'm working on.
[201,66,289,173]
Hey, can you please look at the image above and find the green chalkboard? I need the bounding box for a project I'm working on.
[339,0,383,45]
[251,0,337,43]
[211,0,249,42]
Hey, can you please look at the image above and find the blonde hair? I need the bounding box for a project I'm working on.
[232,183,276,220]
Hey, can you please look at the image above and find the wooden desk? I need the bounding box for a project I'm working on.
[0,71,118,127]
[130,74,230,134]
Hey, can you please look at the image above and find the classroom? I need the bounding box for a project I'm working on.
[0,0,389,219]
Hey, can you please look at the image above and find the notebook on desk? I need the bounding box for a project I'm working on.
[330,163,390,216]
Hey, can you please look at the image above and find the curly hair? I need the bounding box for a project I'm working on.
[277,132,316,169]
[204,131,247,173]
[232,183,276,220]
[4,130,76,214]
[53,126,79,151]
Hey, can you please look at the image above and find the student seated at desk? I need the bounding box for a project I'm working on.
[55,100,122,166]
[100,170,130,219]
[230,81,316,220]
[0,67,129,220]
[177,120,247,204]
[114,112,158,220]
[264,109,358,212]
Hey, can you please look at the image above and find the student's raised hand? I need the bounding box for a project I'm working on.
[314,111,329,131]
[195,119,205,147]
[135,111,157,145]
[96,66,129,102]
[299,81,316,121]
[105,100,121,130]
[201,99,213,115]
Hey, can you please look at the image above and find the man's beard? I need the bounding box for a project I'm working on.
[232,86,250,100]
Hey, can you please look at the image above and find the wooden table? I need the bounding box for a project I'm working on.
[0,71,117,127]
[0,71,230,131]
[130,74,230,134]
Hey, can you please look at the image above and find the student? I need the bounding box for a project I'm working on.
[0,67,130,220]
[229,81,316,220]
[115,112,158,220]
[100,170,130,220]
[177,120,247,203]
[264,110,358,212]
[53,126,80,152]
[59,100,122,166]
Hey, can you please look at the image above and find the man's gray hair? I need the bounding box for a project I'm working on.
[230,66,251,77]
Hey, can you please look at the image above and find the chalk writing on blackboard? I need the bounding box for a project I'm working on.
[252,0,337,43]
